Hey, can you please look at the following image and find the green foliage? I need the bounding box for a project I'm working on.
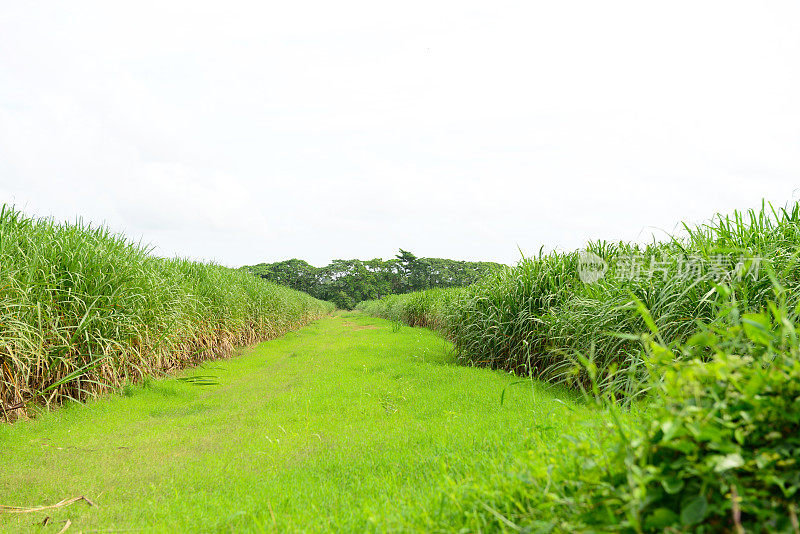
[245,251,503,309]
[356,287,467,331]
[356,204,800,531]
[360,201,800,395]
[0,205,333,418]
[615,299,800,532]
[419,293,800,532]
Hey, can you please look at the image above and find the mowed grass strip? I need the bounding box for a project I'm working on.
[1,313,613,532]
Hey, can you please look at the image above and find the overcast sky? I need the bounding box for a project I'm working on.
[1,1,798,267]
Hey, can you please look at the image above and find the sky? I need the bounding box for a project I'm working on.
[1,1,799,267]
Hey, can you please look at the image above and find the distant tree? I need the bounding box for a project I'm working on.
[395,249,418,271]
[243,250,504,309]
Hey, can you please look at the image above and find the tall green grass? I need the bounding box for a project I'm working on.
[356,287,466,330]
[358,201,800,393]
[0,206,333,420]
[438,288,800,531]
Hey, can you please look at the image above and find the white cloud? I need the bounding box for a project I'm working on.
[1,0,799,266]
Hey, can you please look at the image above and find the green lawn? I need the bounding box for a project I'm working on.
[1,312,613,532]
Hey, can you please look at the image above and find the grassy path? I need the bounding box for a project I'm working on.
[1,313,603,532]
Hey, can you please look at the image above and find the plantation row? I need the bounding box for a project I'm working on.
[357,202,800,530]
[0,206,333,420]
[358,202,800,393]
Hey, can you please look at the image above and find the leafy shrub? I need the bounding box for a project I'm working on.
[541,291,800,532]
[615,296,800,532]
[437,292,800,533]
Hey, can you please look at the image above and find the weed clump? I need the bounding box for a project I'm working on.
[609,297,800,531]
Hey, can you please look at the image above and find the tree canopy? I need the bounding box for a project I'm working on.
[243,250,504,309]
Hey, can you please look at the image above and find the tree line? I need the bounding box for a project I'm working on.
[243,249,505,309]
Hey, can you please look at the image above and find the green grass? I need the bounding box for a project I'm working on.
[0,206,333,418]
[0,312,618,533]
